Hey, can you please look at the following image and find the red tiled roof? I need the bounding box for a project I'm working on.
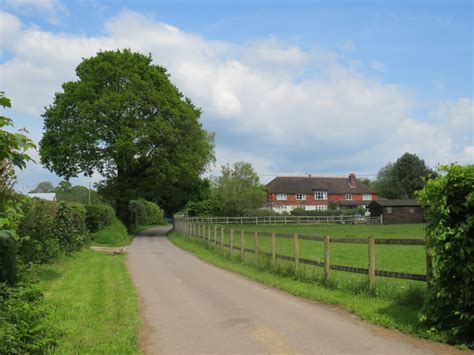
[266,175,374,194]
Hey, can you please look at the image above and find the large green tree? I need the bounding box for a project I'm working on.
[375,152,436,199]
[30,181,55,193]
[40,50,214,221]
[212,161,266,216]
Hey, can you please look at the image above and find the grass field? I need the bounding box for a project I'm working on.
[194,223,427,278]
[31,250,140,354]
[168,231,448,344]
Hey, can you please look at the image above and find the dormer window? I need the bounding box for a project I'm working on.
[314,191,327,200]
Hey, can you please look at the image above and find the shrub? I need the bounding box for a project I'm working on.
[18,199,60,264]
[85,204,115,233]
[417,164,474,345]
[128,199,164,227]
[0,232,17,285]
[0,283,58,353]
[92,218,130,246]
[54,202,88,253]
[143,200,164,225]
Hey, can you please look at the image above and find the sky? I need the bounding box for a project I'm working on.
[0,0,473,192]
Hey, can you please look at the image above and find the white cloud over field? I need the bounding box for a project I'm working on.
[0,10,472,189]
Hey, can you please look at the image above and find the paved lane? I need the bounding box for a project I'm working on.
[127,227,458,354]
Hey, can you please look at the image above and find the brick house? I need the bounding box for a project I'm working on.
[266,173,378,213]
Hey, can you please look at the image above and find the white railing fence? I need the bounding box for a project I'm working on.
[176,215,382,225]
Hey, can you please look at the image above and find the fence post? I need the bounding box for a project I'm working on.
[368,237,376,291]
[214,226,217,246]
[271,231,276,267]
[220,227,224,250]
[230,229,234,256]
[255,231,259,259]
[240,230,245,259]
[324,236,330,283]
[207,224,211,244]
[294,233,300,273]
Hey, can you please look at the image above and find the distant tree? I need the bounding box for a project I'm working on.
[55,185,102,204]
[30,181,55,193]
[358,177,375,190]
[212,162,266,216]
[375,153,436,199]
[55,180,72,193]
[39,50,214,223]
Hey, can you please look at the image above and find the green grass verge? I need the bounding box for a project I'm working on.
[219,223,426,239]
[169,232,449,344]
[30,250,140,354]
[198,224,426,276]
[92,218,133,247]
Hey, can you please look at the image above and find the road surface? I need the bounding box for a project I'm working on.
[127,226,459,354]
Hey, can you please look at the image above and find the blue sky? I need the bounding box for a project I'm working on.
[0,0,472,191]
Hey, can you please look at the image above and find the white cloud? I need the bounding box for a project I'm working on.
[1,10,472,189]
[3,0,67,24]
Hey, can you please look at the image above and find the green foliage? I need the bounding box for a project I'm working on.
[92,218,131,246]
[85,204,115,233]
[54,202,89,254]
[212,162,266,216]
[128,199,164,227]
[375,152,436,199]
[30,181,55,193]
[417,164,474,345]
[56,183,102,204]
[39,49,214,219]
[0,92,35,285]
[18,198,60,264]
[0,283,58,354]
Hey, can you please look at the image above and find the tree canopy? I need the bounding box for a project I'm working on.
[40,50,214,220]
[30,181,55,193]
[375,152,436,199]
[211,161,266,216]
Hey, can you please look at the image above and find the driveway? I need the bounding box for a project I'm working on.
[127,226,459,354]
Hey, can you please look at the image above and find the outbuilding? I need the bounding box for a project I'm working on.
[368,199,424,224]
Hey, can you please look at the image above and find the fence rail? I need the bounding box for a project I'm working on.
[183,215,383,225]
[174,219,430,288]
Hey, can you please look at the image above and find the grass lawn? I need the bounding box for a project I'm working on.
[169,232,448,344]
[91,219,134,247]
[194,223,427,278]
[30,250,140,354]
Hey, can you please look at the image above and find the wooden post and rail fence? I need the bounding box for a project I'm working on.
[173,219,432,289]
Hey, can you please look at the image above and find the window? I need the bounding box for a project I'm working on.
[274,205,286,211]
[297,205,306,210]
[314,191,328,200]
[315,205,328,211]
[387,207,392,214]
[409,207,414,214]
[363,193,372,201]
[276,194,287,201]
[296,194,306,200]
[345,194,352,201]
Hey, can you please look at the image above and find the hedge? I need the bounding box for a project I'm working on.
[128,199,164,227]
[85,204,115,233]
[417,164,474,345]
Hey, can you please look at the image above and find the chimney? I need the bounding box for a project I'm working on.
[348,173,356,187]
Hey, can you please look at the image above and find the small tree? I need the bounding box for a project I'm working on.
[213,162,266,216]
[375,152,435,199]
[417,164,474,345]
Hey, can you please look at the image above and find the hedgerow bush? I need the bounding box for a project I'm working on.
[417,164,474,346]
[0,235,17,285]
[55,202,88,253]
[85,204,115,233]
[0,283,58,353]
[128,199,164,227]
[18,198,60,264]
